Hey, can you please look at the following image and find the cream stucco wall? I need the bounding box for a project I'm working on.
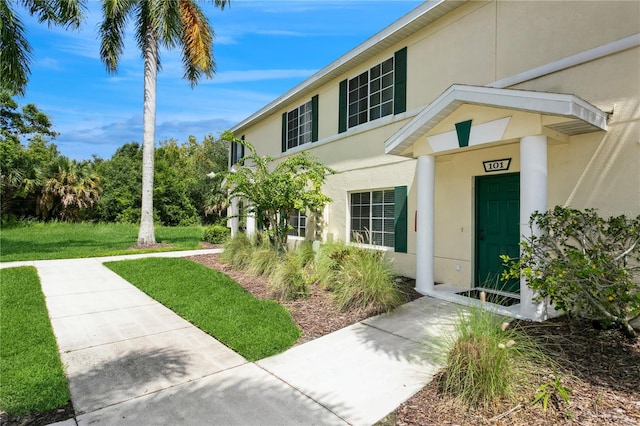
[230,0,640,285]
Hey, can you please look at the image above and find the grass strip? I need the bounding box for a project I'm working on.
[0,222,204,262]
[105,258,301,361]
[0,267,70,416]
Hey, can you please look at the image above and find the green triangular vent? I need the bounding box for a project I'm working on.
[455,120,472,148]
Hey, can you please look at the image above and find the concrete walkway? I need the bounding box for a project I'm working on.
[1,251,461,426]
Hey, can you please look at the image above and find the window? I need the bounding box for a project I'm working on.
[347,58,394,128]
[339,47,406,133]
[230,135,244,165]
[289,209,306,237]
[350,190,395,248]
[282,95,319,152]
[349,186,407,252]
[287,101,312,149]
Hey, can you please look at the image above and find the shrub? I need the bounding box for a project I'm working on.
[331,247,404,313]
[268,248,311,300]
[440,307,550,411]
[502,206,640,339]
[220,232,253,269]
[203,225,230,244]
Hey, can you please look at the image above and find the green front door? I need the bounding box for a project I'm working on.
[475,173,520,292]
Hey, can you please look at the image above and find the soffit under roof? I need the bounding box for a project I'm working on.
[385,84,609,157]
[230,0,468,133]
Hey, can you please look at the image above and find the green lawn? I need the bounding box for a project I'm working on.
[0,222,204,262]
[0,267,70,416]
[105,258,301,361]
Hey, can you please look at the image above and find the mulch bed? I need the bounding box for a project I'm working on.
[4,250,638,425]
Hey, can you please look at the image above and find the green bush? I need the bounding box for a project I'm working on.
[331,247,404,313]
[220,232,253,269]
[440,307,550,411]
[203,224,230,244]
[502,206,640,339]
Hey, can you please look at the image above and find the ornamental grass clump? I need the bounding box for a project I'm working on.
[268,243,314,300]
[248,238,280,277]
[440,306,550,412]
[220,232,253,269]
[331,247,405,313]
[313,240,356,290]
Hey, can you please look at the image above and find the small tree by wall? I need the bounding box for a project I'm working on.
[502,206,640,339]
[221,132,334,252]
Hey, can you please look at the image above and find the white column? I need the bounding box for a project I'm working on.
[416,155,435,294]
[520,135,547,320]
[246,209,256,238]
[229,197,239,237]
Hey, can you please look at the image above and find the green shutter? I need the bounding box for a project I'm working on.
[394,47,407,115]
[338,79,347,133]
[394,185,408,253]
[311,95,319,142]
[281,112,287,152]
[240,135,245,160]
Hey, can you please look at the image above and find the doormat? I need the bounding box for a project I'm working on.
[457,289,520,307]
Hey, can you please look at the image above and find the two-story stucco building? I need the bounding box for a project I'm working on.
[228,0,640,321]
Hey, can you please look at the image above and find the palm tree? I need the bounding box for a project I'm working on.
[99,0,228,246]
[38,157,102,220]
[0,0,85,95]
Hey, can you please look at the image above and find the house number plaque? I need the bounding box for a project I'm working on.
[483,158,511,173]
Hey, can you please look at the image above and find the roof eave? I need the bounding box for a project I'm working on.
[230,0,468,134]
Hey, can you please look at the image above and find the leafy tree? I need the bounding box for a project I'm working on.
[98,0,229,245]
[0,0,85,95]
[0,90,58,143]
[95,142,143,223]
[0,91,60,217]
[182,134,229,224]
[502,206,640,339]
[154,139,199,225]
[221,132,334,252]
[95,135,228,225]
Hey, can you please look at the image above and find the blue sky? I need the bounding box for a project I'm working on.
[18,0,424,160]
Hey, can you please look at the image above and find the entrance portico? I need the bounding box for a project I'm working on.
[385,85,609,320]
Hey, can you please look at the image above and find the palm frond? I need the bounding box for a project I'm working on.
[99,0,136,73]
[0,1,32,95]
[179,0,214,86]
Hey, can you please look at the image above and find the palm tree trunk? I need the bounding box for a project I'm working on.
[137,31,158,245]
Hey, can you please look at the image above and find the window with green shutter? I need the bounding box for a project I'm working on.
[338,46,407,132]
[282,95,319,152]
[349,186,407,252]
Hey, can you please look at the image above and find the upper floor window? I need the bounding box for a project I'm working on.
[348,57,394,128]
[287,101,312,149]
[282,95,319,152]
[339,47,407,133]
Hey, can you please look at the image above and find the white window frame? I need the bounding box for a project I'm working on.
[347,56,394,129]
[286,100,313,150]
[289,209,307,238]
[349,189,395,248]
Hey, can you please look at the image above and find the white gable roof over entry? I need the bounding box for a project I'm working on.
[385,85,609,156]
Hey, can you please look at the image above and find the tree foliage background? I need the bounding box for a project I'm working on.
[1,91,229,225]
